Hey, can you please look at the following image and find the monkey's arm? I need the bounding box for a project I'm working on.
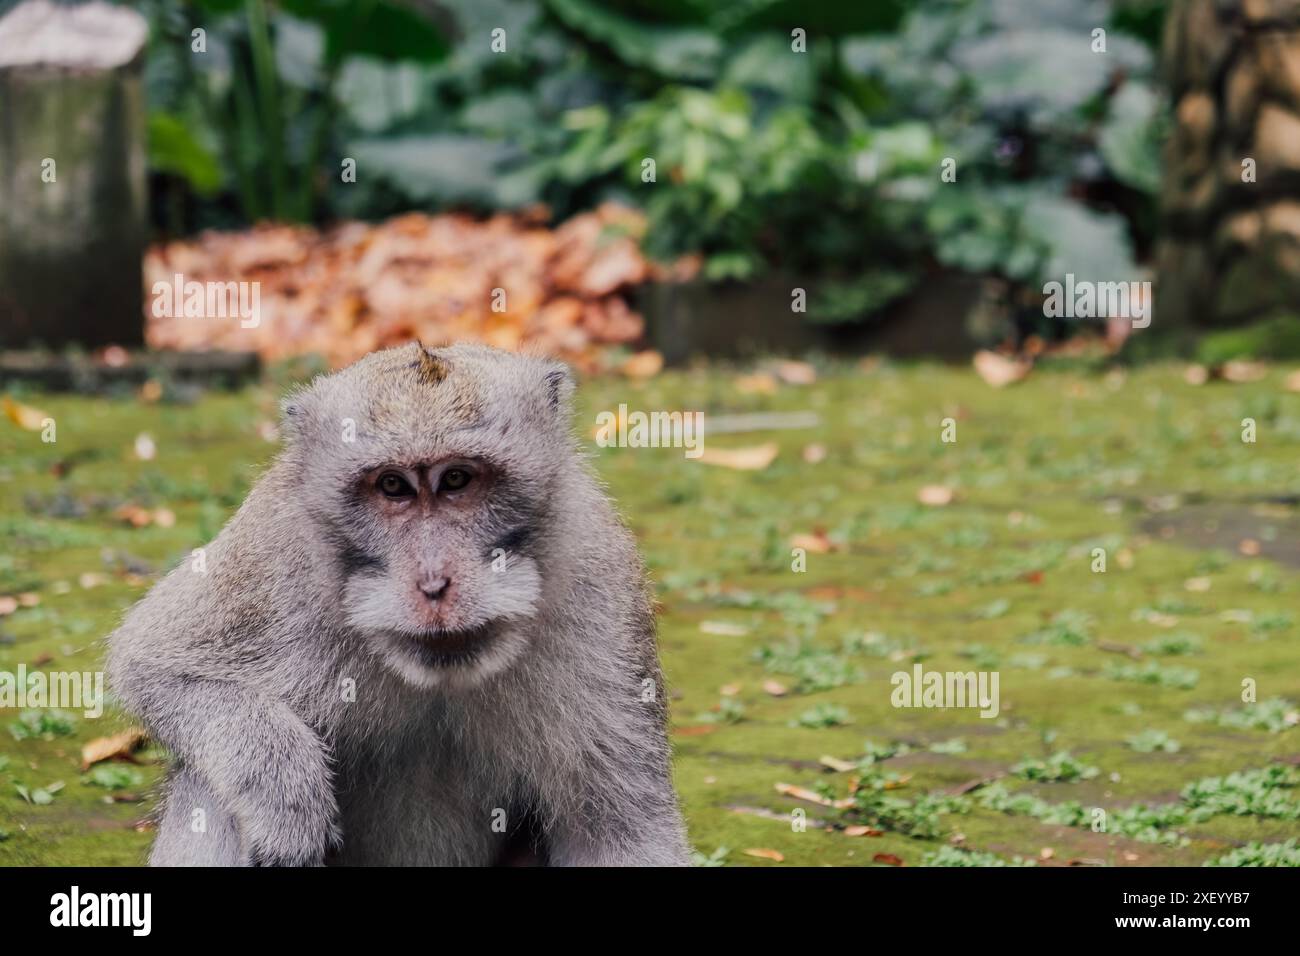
[542,720,691,867]
[546,782,691,867]
[116,666,340,866]
[538,633,691,865]
[107,561,340,868]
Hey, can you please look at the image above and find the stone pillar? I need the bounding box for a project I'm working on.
[0,0,149,349]
[1158,1,1300,329]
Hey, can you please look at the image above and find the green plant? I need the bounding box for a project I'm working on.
[1126,729,1180,754]
[1184,698,1298,734]
[790,703,851,729]
[923,845,1035,867]
[1020,609,1093,646]
[1011,751,1100,783]
[8,709,77,741]
[1142,633,1203,656]
[753,640,862,693]
[84,765,146,790]
[1206,839,1300,868]
[691,845,730,867]
[14,781,64,805]
[1180,766,1300,821]
[1105,661,1200,690]
[142,0,449,227]
[695,697,746,725]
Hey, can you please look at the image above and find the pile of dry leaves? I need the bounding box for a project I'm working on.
[145,203,693,372]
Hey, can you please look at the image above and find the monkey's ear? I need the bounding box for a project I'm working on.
[543,364,575,413]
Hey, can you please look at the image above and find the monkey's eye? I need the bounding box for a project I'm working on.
[377,472,415,499]
[439,468,473,493]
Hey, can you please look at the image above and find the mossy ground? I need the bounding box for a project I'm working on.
[1,358,1297,866]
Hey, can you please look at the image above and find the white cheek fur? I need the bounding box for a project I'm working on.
[341,555,544,687]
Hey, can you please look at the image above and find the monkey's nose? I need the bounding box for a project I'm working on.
[419,577,450,601]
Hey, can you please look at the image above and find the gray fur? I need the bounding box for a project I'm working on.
[107,343,690,866]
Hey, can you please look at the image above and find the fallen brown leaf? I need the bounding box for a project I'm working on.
[872,853,905,866]
[734,372,779,395]
[697,442,779,471]
[774,782,854,809]
[81,729,148,770]
[801,443,827,464]
[973,350,1030,387]
[698,621,749,636]
[774,782,836,806]
[115,504,153,528]
[2,396,48,431]
[620,350,663,380]
[790,531,835,554]
[818,755,857,773]
[743,848,785,862]
[917,484,955,507]
[675,725,718,737]
[1221,359,1267,383]
[774,360,817,385]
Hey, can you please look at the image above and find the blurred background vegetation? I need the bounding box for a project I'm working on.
[17,0,1300,361]
[131,0,1166,339]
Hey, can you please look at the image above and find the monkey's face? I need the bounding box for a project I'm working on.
[339,455,546,688]
[288,344,572,690]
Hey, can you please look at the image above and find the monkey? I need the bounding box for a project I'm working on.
[106,342,691,866]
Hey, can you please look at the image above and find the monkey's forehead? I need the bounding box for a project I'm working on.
[316,395,533,476]
[356,419,510,462]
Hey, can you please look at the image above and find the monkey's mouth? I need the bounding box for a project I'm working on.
[392,621,501,668]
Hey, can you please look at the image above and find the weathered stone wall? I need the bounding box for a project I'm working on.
[0,1,148,349]
[1159,0,1300,328]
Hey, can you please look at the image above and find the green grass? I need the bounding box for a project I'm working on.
[2,358,1299,866]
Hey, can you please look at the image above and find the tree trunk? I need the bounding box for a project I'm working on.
[0,0,149,349]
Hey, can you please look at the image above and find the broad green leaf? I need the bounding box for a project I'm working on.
[547,0,721,79]
[148,112,223,196]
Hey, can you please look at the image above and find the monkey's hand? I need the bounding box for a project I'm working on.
[123,673,340,866]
